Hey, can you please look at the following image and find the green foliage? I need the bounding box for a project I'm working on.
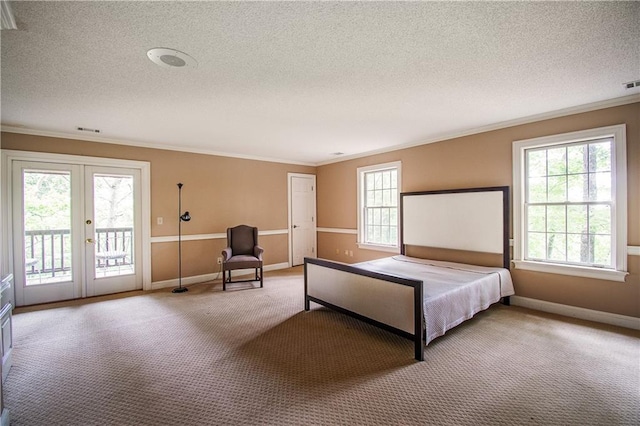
[524,140,613,266]
[364,169,398,245]
[23,171,71,231]
[23,172,134,278]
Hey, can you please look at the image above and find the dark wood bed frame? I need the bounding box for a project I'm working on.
[304,186,510,361]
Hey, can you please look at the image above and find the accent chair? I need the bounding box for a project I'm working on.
[221,225,264,290]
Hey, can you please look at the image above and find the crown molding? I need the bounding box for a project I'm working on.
[2,94,638,167]
[0,126,316,167]
[317,94,640,166]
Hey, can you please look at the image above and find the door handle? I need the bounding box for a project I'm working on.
[293,225,298,229]
[86,238,95,244]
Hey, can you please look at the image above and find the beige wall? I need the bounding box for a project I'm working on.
[2,102,638,317]
[316,102,640,318]
[1,133,315,282]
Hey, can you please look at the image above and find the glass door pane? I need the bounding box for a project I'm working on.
[85,166,142,297]
[93,174,135,278]
[23,170,73,285]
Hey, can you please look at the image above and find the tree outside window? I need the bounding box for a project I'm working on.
[357,161,401,251]
[525,139,613,267]
[513,125,627,282]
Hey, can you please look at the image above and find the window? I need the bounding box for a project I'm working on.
[357,161,401,252]
[513,125,628,282]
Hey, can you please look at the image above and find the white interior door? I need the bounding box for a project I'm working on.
[290,174,316,266]
[12,162,143,306]
[13,161,83,306]
[85,166,142,297]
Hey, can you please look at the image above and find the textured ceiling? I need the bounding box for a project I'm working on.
[1,1,639,165]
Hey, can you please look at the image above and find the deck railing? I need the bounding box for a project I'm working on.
[25,227,133,276]
[25,229,71,277]
[94,227,134,267]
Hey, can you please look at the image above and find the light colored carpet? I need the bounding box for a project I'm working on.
[5,267,640,425]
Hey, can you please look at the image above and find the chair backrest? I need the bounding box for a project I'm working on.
[228,225,258,256]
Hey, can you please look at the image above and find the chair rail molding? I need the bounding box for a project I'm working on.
[316,227,358,234]
[150,229,288,244]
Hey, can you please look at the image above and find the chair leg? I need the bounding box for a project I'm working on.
[222,266,226,291]
[221,266,262,290]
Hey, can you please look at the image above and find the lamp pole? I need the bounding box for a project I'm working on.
[173,183,190,293]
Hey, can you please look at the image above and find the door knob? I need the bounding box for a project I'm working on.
[86,238,95,244]
[293,225,298,228]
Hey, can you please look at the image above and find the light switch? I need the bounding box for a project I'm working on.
[157,217,163,225]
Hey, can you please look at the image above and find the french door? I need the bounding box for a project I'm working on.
[12,161,143,306]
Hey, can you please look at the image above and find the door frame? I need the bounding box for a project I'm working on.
[1,150,152,305]
[287,173,317,267]
[12,160,84,305]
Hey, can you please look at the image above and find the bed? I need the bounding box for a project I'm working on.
[304,186,515,361]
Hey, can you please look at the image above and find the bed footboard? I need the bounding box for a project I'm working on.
[304,257,425,361]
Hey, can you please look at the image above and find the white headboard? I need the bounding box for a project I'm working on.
[400,186,510,268]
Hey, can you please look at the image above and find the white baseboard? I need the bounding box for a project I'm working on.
[511,296,640,330]
[151,262,290,290]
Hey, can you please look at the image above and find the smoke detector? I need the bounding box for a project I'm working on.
[147,48,197,69]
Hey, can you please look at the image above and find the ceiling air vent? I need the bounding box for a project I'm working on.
[623,79,640,89]
[77,127,101,133]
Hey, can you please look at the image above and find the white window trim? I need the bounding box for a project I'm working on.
[356,161,402,252]
[512,125,628,282]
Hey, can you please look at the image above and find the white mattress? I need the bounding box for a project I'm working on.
[354,255,515,344]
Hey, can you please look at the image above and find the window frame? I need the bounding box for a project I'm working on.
[357,161,402,253]
[512,125,628,282]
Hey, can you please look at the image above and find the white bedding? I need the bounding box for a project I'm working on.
[354,255,515,344]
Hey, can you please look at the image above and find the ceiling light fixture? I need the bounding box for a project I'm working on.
[147,48,197,69]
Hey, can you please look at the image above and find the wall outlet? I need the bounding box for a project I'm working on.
[157,217,163,225]
[217,257,222,264]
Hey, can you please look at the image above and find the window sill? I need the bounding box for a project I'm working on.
[357,243,400,254]
[512,260,628,282]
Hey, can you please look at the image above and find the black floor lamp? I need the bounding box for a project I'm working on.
[173,183,191,293]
